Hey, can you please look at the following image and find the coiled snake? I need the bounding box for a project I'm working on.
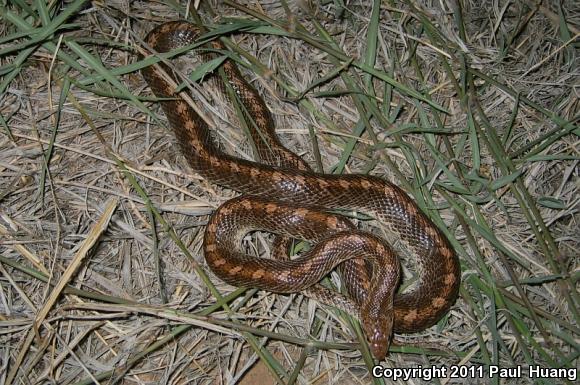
[141,21,460,359]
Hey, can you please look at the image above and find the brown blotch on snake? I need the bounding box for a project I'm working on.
[141,20,460,359]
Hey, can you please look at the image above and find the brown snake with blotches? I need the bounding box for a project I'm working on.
[141,21,460,359]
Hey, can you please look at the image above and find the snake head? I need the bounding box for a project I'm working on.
[361,298,394,360]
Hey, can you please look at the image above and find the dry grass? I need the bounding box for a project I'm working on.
[0,1,578,384]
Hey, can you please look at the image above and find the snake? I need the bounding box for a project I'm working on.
[141,20,460,359]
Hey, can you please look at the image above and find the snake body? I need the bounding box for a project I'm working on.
[142,21,460,359]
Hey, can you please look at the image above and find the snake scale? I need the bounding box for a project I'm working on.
[141,21,460,359]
